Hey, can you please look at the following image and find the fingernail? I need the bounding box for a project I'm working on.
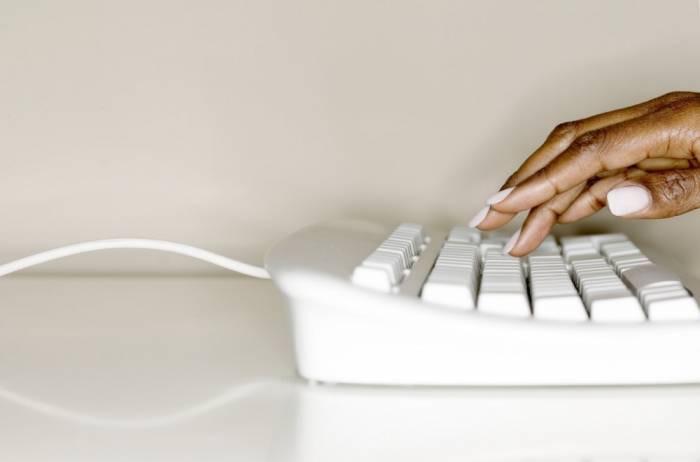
[607,185,651,216]
[503,228,521,255]
[468,205,490,228]
[486,187,515,205]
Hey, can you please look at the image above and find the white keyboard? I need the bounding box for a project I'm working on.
[265,220,700,386]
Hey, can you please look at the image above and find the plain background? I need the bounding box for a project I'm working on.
[1,0,699,276]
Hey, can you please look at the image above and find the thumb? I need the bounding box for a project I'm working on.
[607,168,700,219]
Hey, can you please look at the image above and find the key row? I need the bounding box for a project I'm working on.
[351,223,426,292]
[564,234,700,321]
[597,237,700,320]
[353,226,700,322]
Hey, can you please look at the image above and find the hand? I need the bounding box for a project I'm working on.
[469,91,700,256]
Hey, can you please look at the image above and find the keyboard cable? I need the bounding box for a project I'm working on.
[0,238,271,279]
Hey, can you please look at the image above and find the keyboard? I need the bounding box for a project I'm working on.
[265,220,700,386]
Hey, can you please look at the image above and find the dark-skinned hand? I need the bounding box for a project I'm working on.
[469,91,700,256]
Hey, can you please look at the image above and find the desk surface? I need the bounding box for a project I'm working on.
[1,276,699,461]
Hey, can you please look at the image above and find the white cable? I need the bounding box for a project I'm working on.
[0,239,270,279]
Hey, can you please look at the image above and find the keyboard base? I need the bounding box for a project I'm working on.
[268,220,700,386]
[290,299,700,386]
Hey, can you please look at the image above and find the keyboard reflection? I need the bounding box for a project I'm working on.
[276,382,700,461]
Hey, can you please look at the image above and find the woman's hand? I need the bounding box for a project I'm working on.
[470,91,700,256]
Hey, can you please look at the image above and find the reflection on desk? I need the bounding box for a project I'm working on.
[283,382,700,462]
[0,276,697,461]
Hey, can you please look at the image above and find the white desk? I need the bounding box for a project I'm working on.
[1,276,699,461]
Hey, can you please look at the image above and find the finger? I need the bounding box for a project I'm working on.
[471,207,515,230]
[503,91,697,187]
[503,183,586,256]
[489,103,699,214]
[564,157,690,181]
[480,163,629,235]
[559,168,647,223]
[636,157,693,171]
[595,168,626,178]
[606,168,700,219]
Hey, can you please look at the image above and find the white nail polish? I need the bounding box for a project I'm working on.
[607,186,651,216]
[503,228,521,255]
[468,205,490,228]
[486,187,515,205]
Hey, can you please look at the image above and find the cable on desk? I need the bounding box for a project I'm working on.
[0,239,270,279]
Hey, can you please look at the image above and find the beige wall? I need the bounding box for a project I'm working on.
[1,0,699,275]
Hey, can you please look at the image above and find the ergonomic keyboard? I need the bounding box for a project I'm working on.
[265,220,700,386]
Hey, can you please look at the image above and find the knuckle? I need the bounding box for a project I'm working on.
[541,196,561,214]
[646,171,699,214]
[664,96,699,113]
[572,130,606,149]
[530,202,557,223]
[569,129,616,171]
[550,121,579,140]
[654,93,700,118]
[588,192,606,210]
[659,91,698,103]
[503,172,519,188]
[539,164,563,194]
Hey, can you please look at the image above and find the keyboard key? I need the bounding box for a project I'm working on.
[609,254,651,274]
[393,223,426,253]
[362,250,403,284]
[646,294,700,321]
[376,239,412,270]
[529,255,586,321]
[588,233,629,250]
[421,242,479,310]
[621,264,700,321]
[600,240,642,262]
[622,263,684,290]
[351,265,394,292]
[389,231,420,257]
[478,249,529,317]
[447,226,481,244]
[560,236,600,262]
[529,235,561,256]
[479,233,509,262]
